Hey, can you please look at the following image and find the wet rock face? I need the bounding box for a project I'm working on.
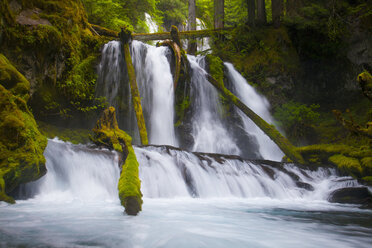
[328,187,372,208]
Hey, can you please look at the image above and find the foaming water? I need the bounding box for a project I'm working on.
[188,55,240,155]
[136,145,359,200]
[225,62,284,161]
[22,139,120,203]
[132,40,178,146]
[1,140,371,248]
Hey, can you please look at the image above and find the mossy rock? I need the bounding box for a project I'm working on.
[1,0,105,121]
[0,54,47,203]
[298,143,372,178]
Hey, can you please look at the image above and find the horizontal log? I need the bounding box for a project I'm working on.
[132,28,231,41]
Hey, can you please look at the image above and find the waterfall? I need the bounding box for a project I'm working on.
[188,55,240,155]
[145,13,158,33]
[96,41,139,142]
[22,139,120,202]
[225,63,284,161]
[131,41,178,146]
[97,40,177,146]
[20,140,360,201]
[136,145,359,199]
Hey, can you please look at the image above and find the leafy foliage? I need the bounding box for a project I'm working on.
[82,0,157,32]
[274,101,320,144]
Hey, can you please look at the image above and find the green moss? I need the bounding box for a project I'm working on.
[0,54,30,100]
[37,121,92,144]
[0,55,47,203]
[118,145,143,215]
[328,154,362,177]
[1,0,106,120]
[206,54,224,85]
[175,96,190,127]
[361,176,372,186]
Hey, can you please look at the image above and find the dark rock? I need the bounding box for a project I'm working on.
[328,187,372,208]
[296,182,314,191]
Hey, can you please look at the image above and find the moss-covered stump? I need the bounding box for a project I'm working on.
[91,107,142,215]
[0,54,47,203]
[297,144,372,181]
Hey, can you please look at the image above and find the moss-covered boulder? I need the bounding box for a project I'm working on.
[0,54,47,203]
[91,107,142,215]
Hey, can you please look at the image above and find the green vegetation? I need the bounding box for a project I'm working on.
[1,0,106,122]
[0,54,47,203]
[274,102,320,144]
[82,0,158,32]
[37,121,92,144]
[91,107,142,215]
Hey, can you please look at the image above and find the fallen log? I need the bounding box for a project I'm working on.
[205,73,305,164]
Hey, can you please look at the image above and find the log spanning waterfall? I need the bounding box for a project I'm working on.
[2,139,371,247]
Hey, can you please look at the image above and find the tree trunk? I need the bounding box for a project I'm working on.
[286,0,302,17]
[214,0,224,29]
[187,0,197,55]
[205,73,305,164]
[272,0,283,27]
[119,28,149,145]
[247,0,256,26]
[257,0,267,24]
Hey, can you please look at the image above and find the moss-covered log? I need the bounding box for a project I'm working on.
[0,54,47,203]
[119,28,148,145]
[91,107,142,215]
[132,28,231,41]
[205,73,305,164]
[158,40,182,89]
[90,24,118,38]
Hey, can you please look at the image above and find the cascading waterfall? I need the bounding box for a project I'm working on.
[188,55,240,155]
[19,140,361,201]
[22,139,120,202]
[2,140,371,248]
[225,62,284,161]
[96,41,139,142]
[131,40,178,146]
[136,145,359,199]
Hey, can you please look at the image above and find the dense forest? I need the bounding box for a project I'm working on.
[0,1,372,246]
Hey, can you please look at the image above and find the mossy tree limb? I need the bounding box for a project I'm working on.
[119,28,148,145]
[205,73,305,164]
[91,107,142,215]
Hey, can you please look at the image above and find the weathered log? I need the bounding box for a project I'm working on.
[158,40,182,89]
[90,24,118,37]
[119,28,149,145]
[205,73,305,164]
[132,28,230,41]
